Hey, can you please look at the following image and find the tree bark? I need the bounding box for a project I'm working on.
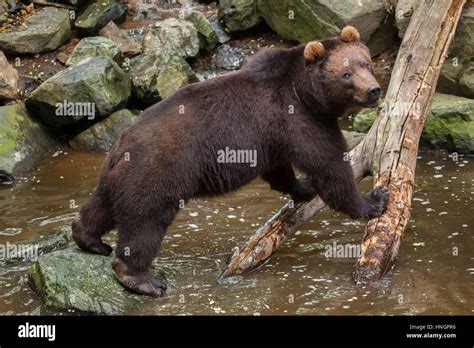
[220,0,466,281]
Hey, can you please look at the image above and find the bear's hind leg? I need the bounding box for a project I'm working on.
[72,192,113,256]
[112,218,170,297]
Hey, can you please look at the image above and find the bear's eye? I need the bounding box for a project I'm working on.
[365,63,372,71]
[343,72,351,79]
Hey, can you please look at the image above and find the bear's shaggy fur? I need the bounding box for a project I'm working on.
[72,26,388,297]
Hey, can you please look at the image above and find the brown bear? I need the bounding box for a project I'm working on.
[72,26,388,297]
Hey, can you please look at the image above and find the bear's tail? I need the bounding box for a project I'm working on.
[72,184,114,256]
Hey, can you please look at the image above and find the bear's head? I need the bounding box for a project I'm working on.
[303,26,381,114]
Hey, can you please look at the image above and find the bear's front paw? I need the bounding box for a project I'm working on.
[363,186,389,219]
[291,177,317,203]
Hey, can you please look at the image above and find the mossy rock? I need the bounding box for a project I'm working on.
[353,94,474,153]
[29,247,167,314]
[129,48,196,105]
[69,109,137,152]
[218,0,262,32]
[66,37,124,66]
[143,18,200,59]
[0,7,71,54]
[25,57,131,134]
[75,0,128,35]
[0,103,60,180]
[257,0,387,43]
[186,11,219,51]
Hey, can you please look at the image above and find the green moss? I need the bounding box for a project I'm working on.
[29,247,167,314]
[352,94,474,153]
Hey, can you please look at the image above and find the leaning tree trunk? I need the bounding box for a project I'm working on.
[220,0,466,281]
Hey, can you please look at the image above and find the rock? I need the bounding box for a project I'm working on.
[25,57,131,134]
[341,130,365,149]
[394,0,414,39]
[66,37,124,66]
[366,14,398,56]
[186,11,218,51]
[75,0,128,35]
[459,65,474,97]
[57,0,86,8]
[396,2,473,97]
[438,4,474,98]
[218,0,262,32]
[257,0,387,43]
[0,7,71,54]
[209,15,231,44]
[56,52,69,65]
[0,103,60,180]
[69,109,137,152]
[143,18,200,59]
[99,21,142,57]
[0,0,6,23]
[129,48,196,105]
[215,44,244,70]
[29,247,166,314]
[127,0,163,21]
[0,51,18,100]
[422,94,474,153]
[195,67,229,81]
[353,94,474,153]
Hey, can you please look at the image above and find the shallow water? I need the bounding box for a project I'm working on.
[0,149,473,315]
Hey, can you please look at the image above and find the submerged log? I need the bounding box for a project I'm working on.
[220,0,466,281]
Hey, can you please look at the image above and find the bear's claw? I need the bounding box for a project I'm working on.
[364,186,389,219]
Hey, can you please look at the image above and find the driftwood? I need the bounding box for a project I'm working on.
[220,0,466,282]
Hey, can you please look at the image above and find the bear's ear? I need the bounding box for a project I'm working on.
[340,26,360,42]
[304,41,325,62]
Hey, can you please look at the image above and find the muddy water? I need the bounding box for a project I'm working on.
[0,149,473,315]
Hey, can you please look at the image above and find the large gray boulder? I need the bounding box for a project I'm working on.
[257,0,387,43]
[66,37,124,66]
[0,7,71,54]
[396,2,473,98]
[0,50,18,100]
[0,103,60,181]
[438,4,474,98]
[143,18,200,59]
[69,109,137,152]
[353,94,474,153]
[75,0,128,35]
[25,57,131,132]
[218,0,262,32]
[129,48,196,104]
[29,247,166,314]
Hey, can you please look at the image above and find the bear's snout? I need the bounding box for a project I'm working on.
[367,86,381,99]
